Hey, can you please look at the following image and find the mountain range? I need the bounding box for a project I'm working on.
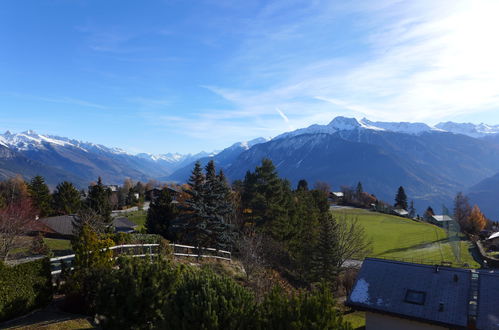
[2,117,499,218]
[0,130,211,187]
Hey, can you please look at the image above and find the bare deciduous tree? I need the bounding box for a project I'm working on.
[334,213,372,268]
[73,208,107,236]
[236,228,266,281]
[0,197,37,261]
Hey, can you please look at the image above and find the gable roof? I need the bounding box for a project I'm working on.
[477,271,499,329]
[38,215,76,236]
[393,209,409,216]
[112,217,138,229]
[432,215,453,222]
[347,258,499,329]
[488,232,499,240]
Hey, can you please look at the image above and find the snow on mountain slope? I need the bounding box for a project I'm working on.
[274,116,439,140]
[435,122,499,138]
[0,130,129,154]
[360,118,441,134]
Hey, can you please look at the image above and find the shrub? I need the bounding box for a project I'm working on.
[0,258,52,322]
[257,284,352,330]
[94,257,184,329]
[162,269,255,330]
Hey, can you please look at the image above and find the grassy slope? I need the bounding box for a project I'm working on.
[333,208,479,268]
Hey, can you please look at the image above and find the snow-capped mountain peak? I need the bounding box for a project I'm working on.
[435,122,499,138]
[274,116,439,140]
[327,116,362,130]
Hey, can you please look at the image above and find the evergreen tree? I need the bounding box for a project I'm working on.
[394,186,408,210]
[52,181,81,215]
[179,161,234,249]
[146,188,178,240]
[241,159,292,240]
[86,177,112,224]
[28,175,52,217]
[311,213,339,282]
[297,179,309,191]
[408,200,416,218]
[355,182,363,200]
[424,206,435,220]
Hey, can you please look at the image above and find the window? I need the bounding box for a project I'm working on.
[404,289,426,305]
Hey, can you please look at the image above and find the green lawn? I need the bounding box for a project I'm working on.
[43,238,72,256]
[123,210,147,230]
[333,208,480,268]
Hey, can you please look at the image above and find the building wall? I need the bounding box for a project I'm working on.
[366,312,449,330]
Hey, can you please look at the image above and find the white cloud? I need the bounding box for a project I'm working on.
[207,0,499,127]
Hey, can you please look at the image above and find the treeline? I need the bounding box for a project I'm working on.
[146,159,371,287]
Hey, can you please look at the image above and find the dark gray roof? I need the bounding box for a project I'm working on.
[478,271,499,329]
[347,258,473,328]
[39,215,76,236]
[113,217,138,229]
[348,258,499,329]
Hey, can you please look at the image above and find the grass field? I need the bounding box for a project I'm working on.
[43,238,72,256]
[333,208,480,268]
[124,210,147,230]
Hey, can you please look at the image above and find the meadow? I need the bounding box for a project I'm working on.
[332,208,480,268]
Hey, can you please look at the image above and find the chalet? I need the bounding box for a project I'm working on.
[329,191,344,204]
[393,208,409,218]
[347,258,499,330]
[429,215,453,228]
[486,232,499,249]
[146,187,181,203]
[36,215,76,239]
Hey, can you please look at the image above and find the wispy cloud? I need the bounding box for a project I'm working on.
[206,0,499,126]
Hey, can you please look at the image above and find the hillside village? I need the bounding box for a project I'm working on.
[0,159,498,329]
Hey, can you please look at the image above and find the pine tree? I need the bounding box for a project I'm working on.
[146,188,178,240]
[408,200,416,218]
[355,182,363,200]
[424,206,435,221]
[52,181,81,215]
[86,177,112,224]
[311,213,339,283]
[28,175,52,217]
[297,179,309,191]
[394,186,408,210]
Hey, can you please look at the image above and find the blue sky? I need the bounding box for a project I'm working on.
[1,0,499,154]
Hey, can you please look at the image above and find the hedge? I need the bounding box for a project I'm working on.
[0,258,52,322]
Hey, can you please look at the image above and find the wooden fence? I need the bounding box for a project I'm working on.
[50,243,231,276]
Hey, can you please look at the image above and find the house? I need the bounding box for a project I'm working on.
[112,217,138,233]
[146,186,181,203]
[486,232,499,250]
[429,215,453,228]
[36,215,76,238]
[329,191,344,204]
[347,258,499,330]
[145,188,162,201]
[393,208,409,218]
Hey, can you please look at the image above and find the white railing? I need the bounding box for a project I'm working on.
[50,243,231,276]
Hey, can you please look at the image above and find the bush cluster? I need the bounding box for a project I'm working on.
[0,258,52,322]
[66,257,351,330]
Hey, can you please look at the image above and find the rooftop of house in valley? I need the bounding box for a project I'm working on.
[347,258,499,329]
